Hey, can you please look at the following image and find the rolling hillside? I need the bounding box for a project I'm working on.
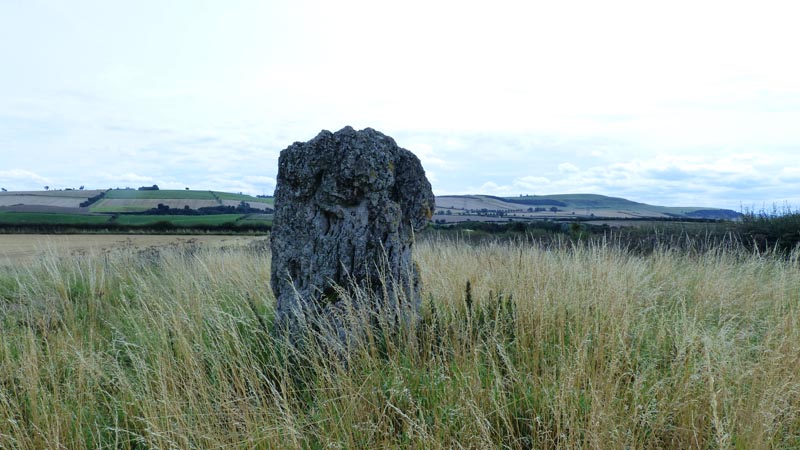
[434,194,741,222]
[0,189,739,229]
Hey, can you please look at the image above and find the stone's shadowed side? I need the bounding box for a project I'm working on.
[270,126,435,344]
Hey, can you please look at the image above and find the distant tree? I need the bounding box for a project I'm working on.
[79,186,84,190]
[44,186,49,191]
[1,188,6,192]
[550,207,558,213]
[185,187,189,190]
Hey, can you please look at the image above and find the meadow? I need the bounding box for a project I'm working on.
[0,235,798,449]
[104,190,218,200]
[86,190,271,214]
[0,234,265,265]
[112,214,246,227]
[0,212,111,226]
[0,212,271,233]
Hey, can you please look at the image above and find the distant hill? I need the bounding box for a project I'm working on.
[434,194,741,222]
[1,189,740,224]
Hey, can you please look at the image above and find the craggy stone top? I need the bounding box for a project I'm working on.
[270,126,434,341]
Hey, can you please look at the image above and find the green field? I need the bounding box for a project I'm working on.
[236,215,274,227]
[213,191,272,204]
[0,211,271,230]
[89,202,152,213]
[0,212,111,225]
[104,190,270,203]
[105,189,218,200]
[113,214,246,227]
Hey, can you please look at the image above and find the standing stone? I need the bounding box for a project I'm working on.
[270,126,434,345]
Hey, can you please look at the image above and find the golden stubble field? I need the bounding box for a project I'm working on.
[0,234,268,265]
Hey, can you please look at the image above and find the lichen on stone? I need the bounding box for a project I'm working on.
[270,126,435,346]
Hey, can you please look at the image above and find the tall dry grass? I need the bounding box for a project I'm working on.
[0,237,798,449]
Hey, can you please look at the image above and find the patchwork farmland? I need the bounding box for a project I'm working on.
[0,188,739,232]
[0,190,107,210]
[0,188,274,231]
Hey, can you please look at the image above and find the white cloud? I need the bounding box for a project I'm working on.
[475,182,516,197]
[405,143,452,171]
[514,176,550,191]
[242,175,276,187]
[558,163,579,174]
[0,169,50,183]
[114,173,155,183]
[0,169,51,190]
[469,176,551,197]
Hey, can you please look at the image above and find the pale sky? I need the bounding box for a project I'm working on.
[1,0,799,209]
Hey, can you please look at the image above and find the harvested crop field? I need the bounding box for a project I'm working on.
[0,195,88,208]
[436,195,524,211]
[0,234,267,265]
[0,205,90,214]
[0,190,106,198]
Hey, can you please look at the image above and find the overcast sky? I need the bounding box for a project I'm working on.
[1,0,799,209]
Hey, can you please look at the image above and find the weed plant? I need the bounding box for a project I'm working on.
[0,237,799,448]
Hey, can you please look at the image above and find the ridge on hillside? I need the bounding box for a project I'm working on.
[434,194,741,222]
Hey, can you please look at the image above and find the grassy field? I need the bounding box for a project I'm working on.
[236,214,274,227]
[91,199,222,213]
[88,190,272,213]
[214,191,273,204]
[0,237,798,448]
[113,213,245,226]
[105,189,218,200]
[0,234,266,265]
[0,211,270,231]
[0,212,111,225]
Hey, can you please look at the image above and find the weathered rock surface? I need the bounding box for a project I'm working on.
[270,126,434,344]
